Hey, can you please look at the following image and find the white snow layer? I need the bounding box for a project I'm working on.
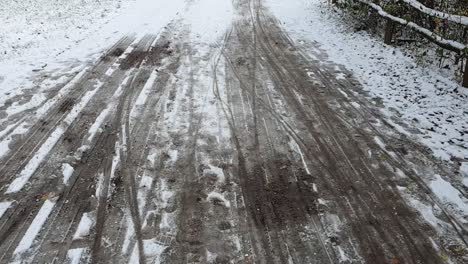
[66,248,86,264]
[461,162,468,187]
[0,0,184,112]
[430,174,468,215]
[73,212,95,240]
[62,163,74,185]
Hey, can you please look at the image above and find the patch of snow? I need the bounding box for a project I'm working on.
[87,108,110,142]
[130,69,159,122]
[6,93,47,116]
[231,235,241,251]
[373,136,397,159]
[207,249,217,263]
[206,165,225,183]
[461,162,468,187]
[207,191,231,208]
[160,212,176,231]
[336,88,349,99]
[122,214,134,254]
[0,122,29,159]
[137,174,154,215]
[168,149,178,164]
[336,72,346,80]
[408,196,440,228]
[146,152,157,167]
[160,179,174,209]
[73,212,94,240]
[0,201,12,219]
[66,248,86,264]
[129,239,167,264]
[109,141,121,196]
[430,174,468,216]
[398,183,462,254]
[288,139,311,175]
[460,162,468,175]
[62,163,74,185]
[95,172,105,198]
[350,102,361,109]
[337,246,350,263]
[184,0,233,43]
[74,145,91,161]
[13,199,55,256]
[374,136,386,149]
[0,122,19,139]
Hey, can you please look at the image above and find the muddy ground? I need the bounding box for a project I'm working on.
[0,0,467,263]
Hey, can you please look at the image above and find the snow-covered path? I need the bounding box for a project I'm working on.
[0,0,467,263]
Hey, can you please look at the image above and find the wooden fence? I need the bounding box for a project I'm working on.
[343,0,468,87]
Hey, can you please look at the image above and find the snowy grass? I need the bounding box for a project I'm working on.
[0,0,127,61]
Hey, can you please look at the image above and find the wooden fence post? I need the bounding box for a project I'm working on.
[384,19,394,45]
[463,60,468,88]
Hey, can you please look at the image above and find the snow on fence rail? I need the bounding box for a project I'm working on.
[352,0,468,87]
[356,0,466,53]
[402,0,468,26]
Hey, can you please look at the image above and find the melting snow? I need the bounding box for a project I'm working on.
[430,174,468,215]
[13,199,55,256]
[0,201,12,219]
[73,212,94,240]
[62,163,74,185]
[206,165,225,183]
[129,239,167,264]
[207,192,231,208]
[461,162,468,187]
[66,248,86,264]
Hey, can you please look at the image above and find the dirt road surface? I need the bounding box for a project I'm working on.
[0,0,467,263]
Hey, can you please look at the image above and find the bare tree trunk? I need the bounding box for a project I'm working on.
[463,60,468,88]
[384,19,394,45]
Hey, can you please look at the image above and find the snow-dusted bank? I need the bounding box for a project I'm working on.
[266,0,467,162]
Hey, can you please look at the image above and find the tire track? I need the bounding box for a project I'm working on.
[249,0,454,262]
[0,37,138,263]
